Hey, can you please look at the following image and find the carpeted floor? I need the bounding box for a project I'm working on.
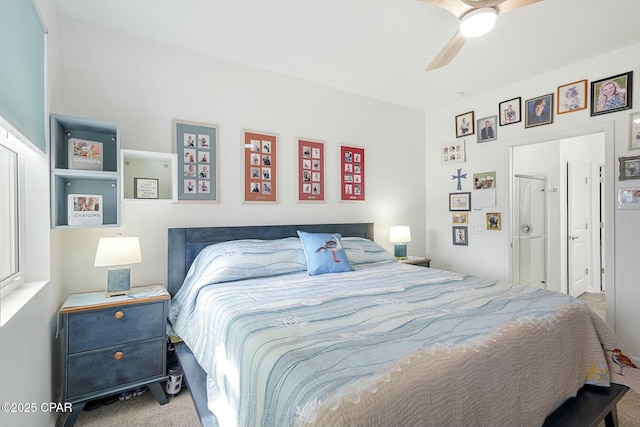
[72,292,639,427]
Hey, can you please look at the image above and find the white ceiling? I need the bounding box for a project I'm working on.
[52,0,640,112]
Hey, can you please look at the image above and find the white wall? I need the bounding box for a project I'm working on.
[53,18,428,296]
[425,43,640,360]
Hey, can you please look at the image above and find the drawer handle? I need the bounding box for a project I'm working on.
[114,351,123,360]
[114,310,124,320]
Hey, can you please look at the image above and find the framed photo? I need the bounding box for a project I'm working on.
[452,212,468,225]
[174,120,218,201]
[618,155,640,181]
[477,115,497,143]
[629,111,640,150]
[557,80,587,114]
[298,138,325,202]
[452,226,468,246]
[591,71,633,116]
[67,194,102,226]
[486,212,501,230]
[455,111,474,138]
[617,188,640,209]
[340,145,365,201]
[449,192,471,211]
[244,130,277,202]
[525,94,554,128]
[499,97,521,126]
[441,141,465,165]
[134,178,159,199]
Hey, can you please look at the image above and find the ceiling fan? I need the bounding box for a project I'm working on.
[420,0,542,71]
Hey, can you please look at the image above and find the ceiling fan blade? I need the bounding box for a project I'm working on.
[417,0,471,19]
[426,30,466,71]
[497,0,542,14]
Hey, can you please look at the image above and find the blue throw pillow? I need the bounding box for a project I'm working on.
[297,231,353,276]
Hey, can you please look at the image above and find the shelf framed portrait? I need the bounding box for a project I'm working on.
[173,120,219,202]
[591,71,633,116]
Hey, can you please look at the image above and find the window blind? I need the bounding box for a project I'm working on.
[0,0,46,153]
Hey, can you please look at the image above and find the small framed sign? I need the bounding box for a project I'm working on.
[134,178,159,199]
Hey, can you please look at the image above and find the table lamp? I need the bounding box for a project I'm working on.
[94,234,142,297]
[389,225,411,260]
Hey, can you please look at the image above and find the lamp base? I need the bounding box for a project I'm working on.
[394,244,407,260]
[106,267,131,297]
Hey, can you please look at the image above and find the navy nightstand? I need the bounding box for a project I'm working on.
[59,285,169,427]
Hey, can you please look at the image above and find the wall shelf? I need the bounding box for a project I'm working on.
[50,114,120,228]
[121,149,177,202]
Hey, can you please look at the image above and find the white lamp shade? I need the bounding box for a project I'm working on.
[94,236,142,267]
[389,225,412,243]
[459,7,497,38]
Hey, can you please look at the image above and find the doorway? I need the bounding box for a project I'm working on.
[511,132,605,297]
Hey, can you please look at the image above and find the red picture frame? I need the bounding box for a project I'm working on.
[297,138,325,202]
[340,145,365,201]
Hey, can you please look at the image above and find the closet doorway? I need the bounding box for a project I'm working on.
[511,131,605,297]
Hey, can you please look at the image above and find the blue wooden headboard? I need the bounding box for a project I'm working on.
[167,223,374,296]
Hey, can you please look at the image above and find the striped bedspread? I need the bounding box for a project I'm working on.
[170,260,638,427]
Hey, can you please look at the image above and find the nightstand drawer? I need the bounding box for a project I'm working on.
[68,301,165,354]
[67,338,165,400]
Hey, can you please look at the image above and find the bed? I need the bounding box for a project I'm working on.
[167,223,639,427]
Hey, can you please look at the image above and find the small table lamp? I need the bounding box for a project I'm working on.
[94,234,142,297]
[389,225,411,260]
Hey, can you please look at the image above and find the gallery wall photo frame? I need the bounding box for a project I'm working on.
[452,212,468,225]
[557,79,588,114]
[297,138,325,202]
[244,129,277,203]
[591,71,633,116]
[452,226,468,246]
[618,155,640,181]
[525,94,554,128]
[629,111,640,150]
[449,192,471,211]
[340,145,365,202]
[455,111,474,138]
[173,120,219,202]
[617,188,640,209]
[477,115,497,143]
[486,212,501,230]
[498,97,521,126]
[441,141,466,165]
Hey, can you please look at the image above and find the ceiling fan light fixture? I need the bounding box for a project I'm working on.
[459,7,497,38]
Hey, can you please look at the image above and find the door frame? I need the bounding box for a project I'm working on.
[507,121,616,329]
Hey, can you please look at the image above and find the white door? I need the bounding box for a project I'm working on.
[567,161,590,297]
